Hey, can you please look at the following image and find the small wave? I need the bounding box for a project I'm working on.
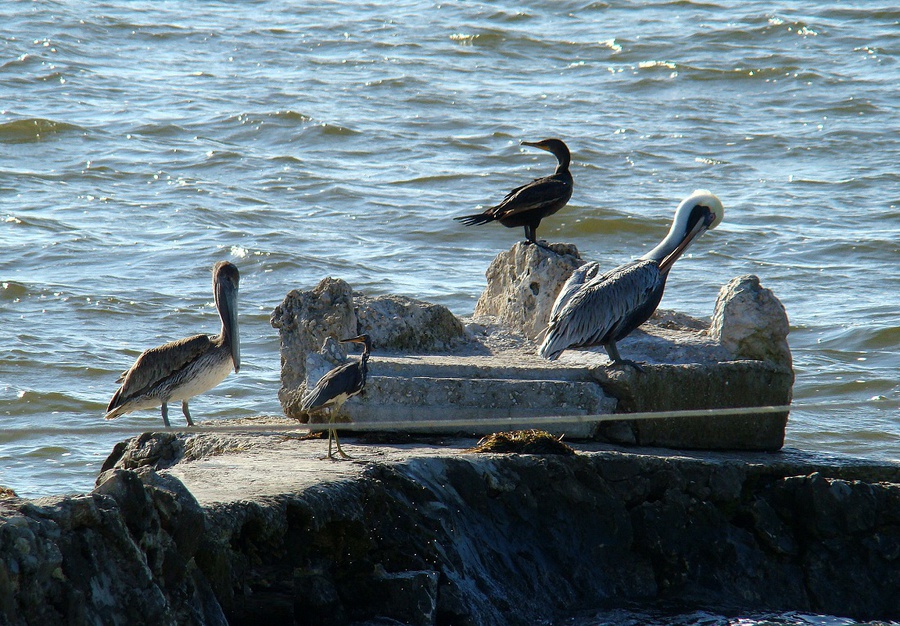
[448,30,507,48]
[0,53,39,71]
[270,110,313,122]
[22,446,72,459]
[131,122,189,137]
[1,281,28,299]
[0,118,84,144]
[304,122,360,137]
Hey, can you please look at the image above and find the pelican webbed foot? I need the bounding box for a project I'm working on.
[603,342,645,372]
[608,359,645,373]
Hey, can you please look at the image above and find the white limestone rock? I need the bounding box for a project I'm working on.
[709,275,792,368]
[270,277,357,415]
[473,242,583,340]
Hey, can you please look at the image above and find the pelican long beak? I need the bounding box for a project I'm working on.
[216,274,240,373]
[658,208,715,275]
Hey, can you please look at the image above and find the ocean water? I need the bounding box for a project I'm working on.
[1,0,897,508]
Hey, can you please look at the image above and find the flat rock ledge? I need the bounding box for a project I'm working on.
[271,243,793,452]
[2,432,899,625]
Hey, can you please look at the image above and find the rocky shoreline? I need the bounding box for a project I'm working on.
[4,243,895,625]
[2,430,899,625]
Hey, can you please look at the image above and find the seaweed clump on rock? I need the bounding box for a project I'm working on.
[471,429,575,455]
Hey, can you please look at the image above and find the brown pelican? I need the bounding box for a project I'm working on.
[539,190,723,364]
[105,261,240,427]
[300,334,370,460]
[454,138,573,245]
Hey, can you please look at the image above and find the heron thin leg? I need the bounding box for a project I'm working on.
[161,402,171,429]
[333,429,352,460]
[182,401,195,427]
[320,410,338,460]
[524,224,537,244]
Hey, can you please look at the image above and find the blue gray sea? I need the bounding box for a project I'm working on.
[0,3,898,620]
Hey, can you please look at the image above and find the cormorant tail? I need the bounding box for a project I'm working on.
[454,212,495,226]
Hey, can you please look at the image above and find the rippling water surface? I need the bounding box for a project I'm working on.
[1,1,897,506]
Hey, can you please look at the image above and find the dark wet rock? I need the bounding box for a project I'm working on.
[0,468,225,626]
[3,440,900,625]
[101,431,184,472]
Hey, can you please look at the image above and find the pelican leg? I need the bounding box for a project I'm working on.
[182,401,195,427]
[604,341,644,372]
[160,402,171,429]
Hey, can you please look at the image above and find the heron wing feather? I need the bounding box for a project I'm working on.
[301,361,363,411]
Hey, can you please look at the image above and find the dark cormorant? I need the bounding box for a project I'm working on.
[455,138,573,245]
[540,190,724,364]
[105,261,241,427]
[300,334,371,460]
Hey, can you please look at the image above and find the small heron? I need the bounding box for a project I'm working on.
[300,334,371,460]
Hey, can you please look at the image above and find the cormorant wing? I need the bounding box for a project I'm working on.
[491,175,571,218]
[111,334,213,405]
[541,260,660,358]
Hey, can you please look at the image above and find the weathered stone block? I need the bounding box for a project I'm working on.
[590,360,793,451]
[270,277,357,414]
[333,374,616,438]
[271,279,464,419]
